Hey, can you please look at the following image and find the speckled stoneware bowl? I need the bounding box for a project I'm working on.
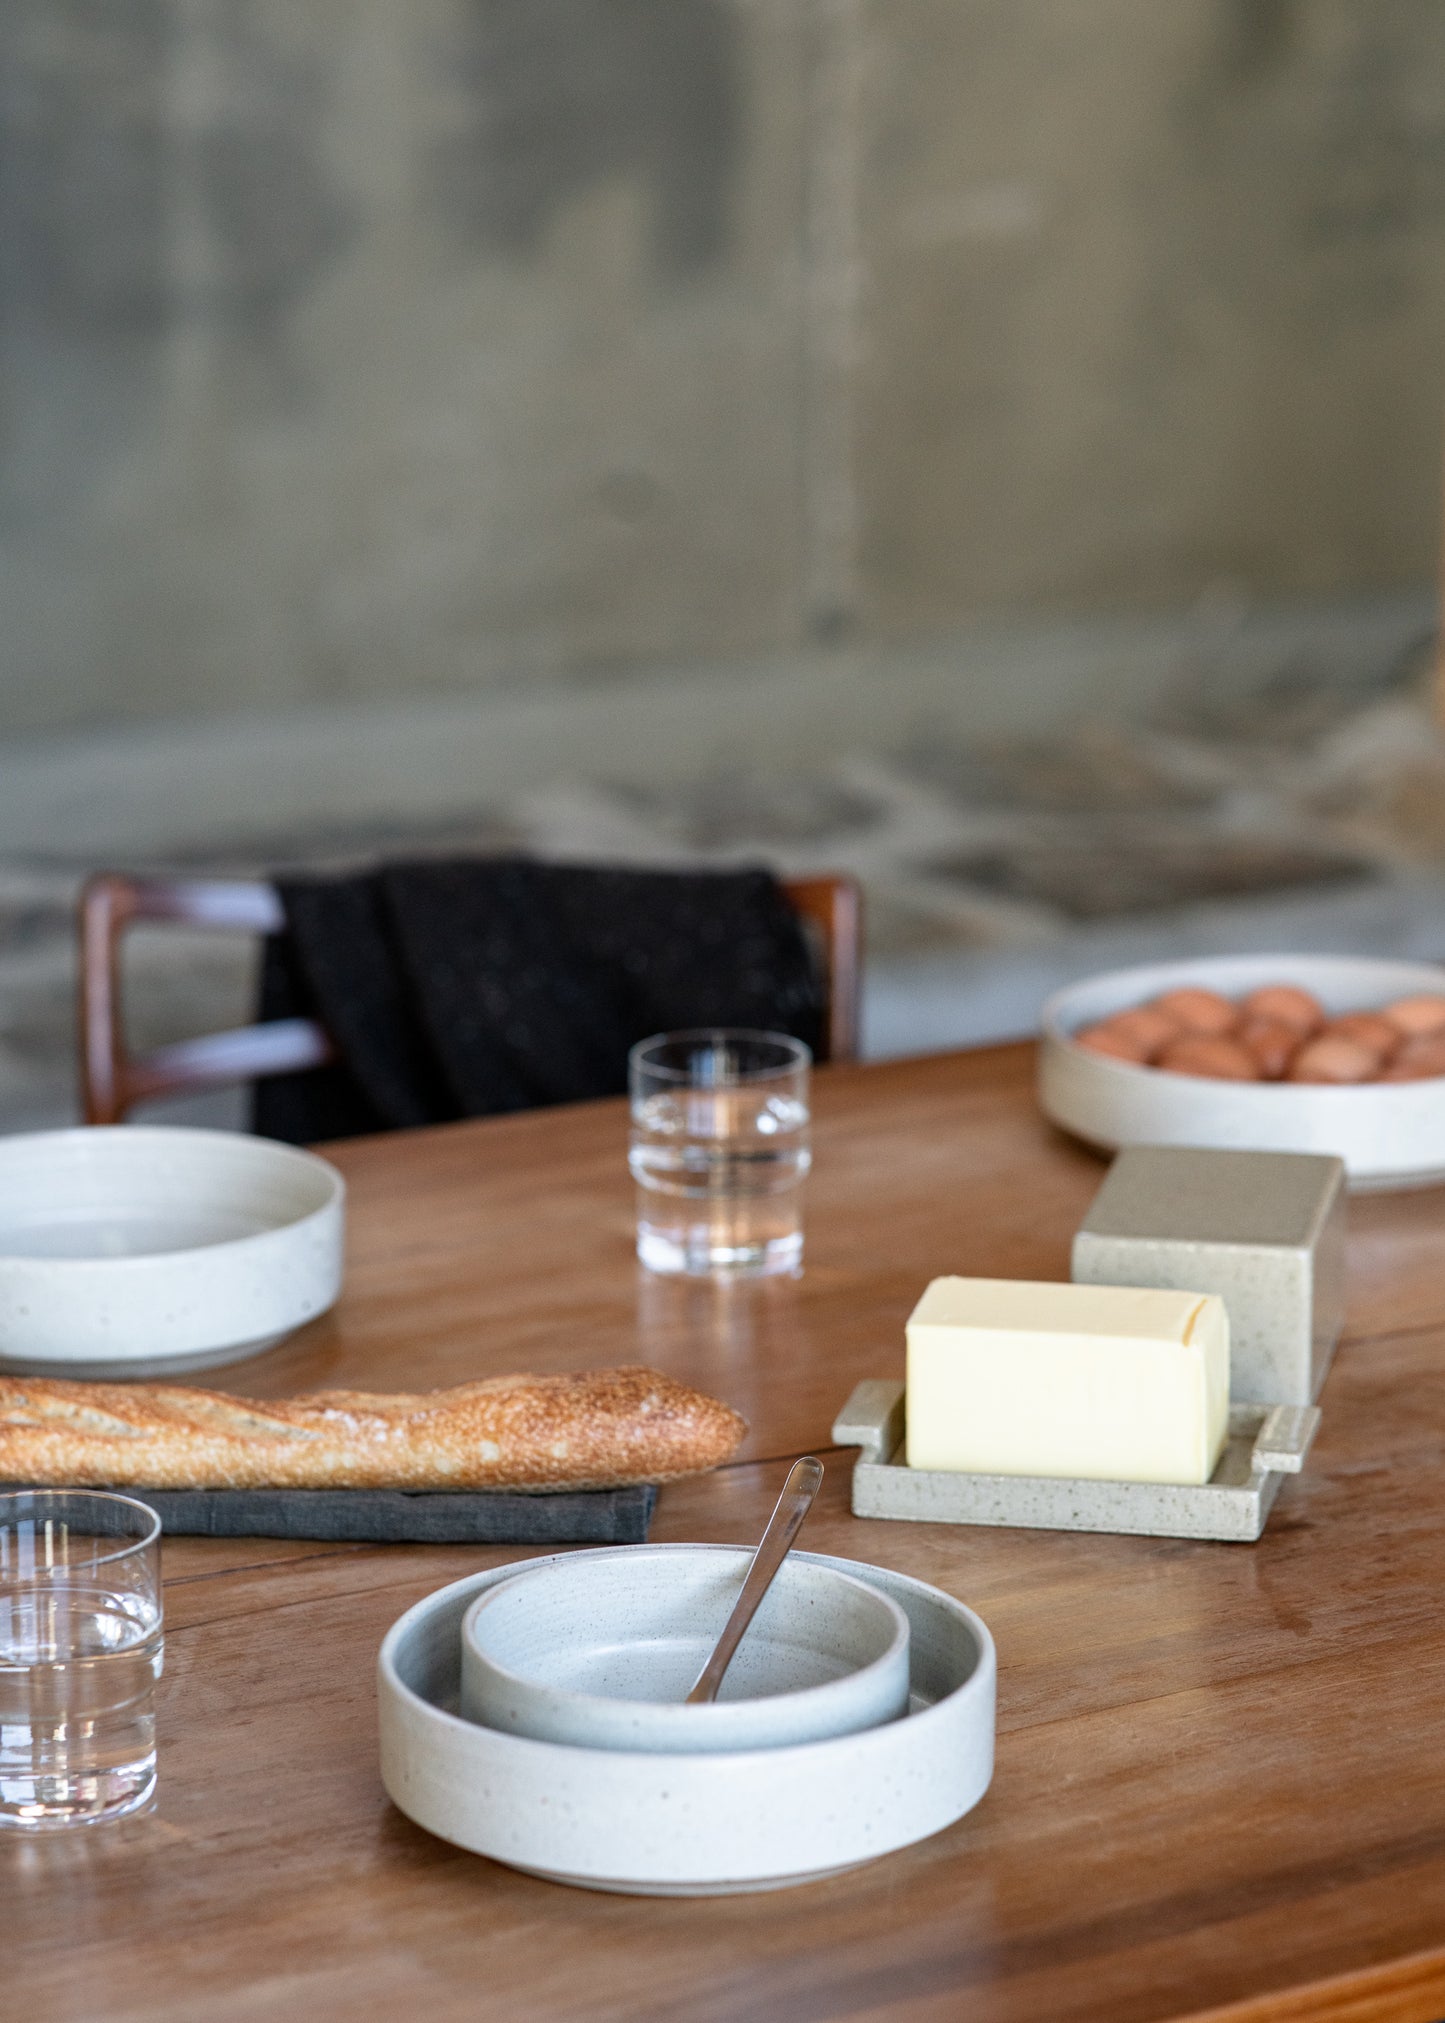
[379,1546,996,1895]
[0,1127,345,1377]
[1040,954,1445,1190]
[459,1545,911,1753]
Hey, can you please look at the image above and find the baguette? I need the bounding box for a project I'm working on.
[0,1366,747,1493]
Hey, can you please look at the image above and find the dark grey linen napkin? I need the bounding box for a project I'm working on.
[252,856,823,1143]
[12,1484,658,1544]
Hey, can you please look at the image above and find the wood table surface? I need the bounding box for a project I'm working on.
[14,1044,1445,2023]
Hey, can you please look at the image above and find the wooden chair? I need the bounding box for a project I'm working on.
[78,870,863,1127]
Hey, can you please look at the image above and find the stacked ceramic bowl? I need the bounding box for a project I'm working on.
[377,1543,997,1895]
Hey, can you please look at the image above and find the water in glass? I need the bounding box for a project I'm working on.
[0,1493,163,1829]
[630,1076,811,1276]
[0,1587,162,1828]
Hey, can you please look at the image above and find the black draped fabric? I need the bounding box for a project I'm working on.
[251,857,823,1144]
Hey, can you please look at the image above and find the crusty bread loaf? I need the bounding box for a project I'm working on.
[0,1366,747,1493]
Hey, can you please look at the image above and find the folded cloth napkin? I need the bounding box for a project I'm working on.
[117,1482,658,1544]
[253,857,823,1143]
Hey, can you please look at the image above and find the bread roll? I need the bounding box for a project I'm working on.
[0,1366,747,1493]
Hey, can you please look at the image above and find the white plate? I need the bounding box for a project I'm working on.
[1040,954,1445,1191]
[0,1127,345,1376]
[379,1546,996,1896]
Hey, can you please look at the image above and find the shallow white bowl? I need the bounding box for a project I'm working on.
[379,1546,995,1895]
[1040,954,1445,1191]
[0,1127,345,1376]
[460,1545,911,1754]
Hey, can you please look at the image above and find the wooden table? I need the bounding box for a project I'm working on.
[16,1045,1445,2023]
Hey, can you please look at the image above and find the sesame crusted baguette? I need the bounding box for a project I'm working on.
[0,1366,747,1493]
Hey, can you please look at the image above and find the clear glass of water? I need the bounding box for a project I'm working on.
[629,1029,812,1277]
[0,1491,163,1829]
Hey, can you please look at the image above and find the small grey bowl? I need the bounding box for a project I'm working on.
[459,1543,911,1754]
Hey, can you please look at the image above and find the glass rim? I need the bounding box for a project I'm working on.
[628,1027,812,1084]
[0,1489,162,1566]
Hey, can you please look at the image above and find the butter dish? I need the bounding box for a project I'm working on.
[834,1380,1318,1542]
[1071,1145,1345,1406]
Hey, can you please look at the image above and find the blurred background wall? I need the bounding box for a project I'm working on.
[1,0,1443,1125]
[2,0,1441,741]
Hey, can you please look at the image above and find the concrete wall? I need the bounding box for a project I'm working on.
[857,2,1445,626]
[1,0,1442,736]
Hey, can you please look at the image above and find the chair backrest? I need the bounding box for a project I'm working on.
[78,869,863,1126]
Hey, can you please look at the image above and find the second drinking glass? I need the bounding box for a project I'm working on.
[629,1029,812,1277]
[0,1490,163,1829]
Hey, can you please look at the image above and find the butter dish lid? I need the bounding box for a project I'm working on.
[1077,1146,1345,1250]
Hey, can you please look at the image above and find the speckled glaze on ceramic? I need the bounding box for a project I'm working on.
[1072,1145,1346,1406]
[1039,954,1445,1190]
[378,1547,995,1895]
[460,1546,911,1754]
[835,1380,1319,1543]
[0,1127,345,1377]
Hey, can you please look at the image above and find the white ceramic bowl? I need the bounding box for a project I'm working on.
[379,1546,996,1895]
[460,1544,911,1754]
[0,1126,345,1376]
[1039,954,1445,1191]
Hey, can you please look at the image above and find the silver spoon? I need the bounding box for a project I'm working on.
[685,1456,825,1704]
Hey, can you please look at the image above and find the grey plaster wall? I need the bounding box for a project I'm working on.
[0,0,1441,736]
[857,1,1445,628]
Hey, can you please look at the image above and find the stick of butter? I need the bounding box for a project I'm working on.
[905,1277,1229,1486]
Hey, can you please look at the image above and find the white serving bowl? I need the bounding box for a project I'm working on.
[1039,954,1445,1191]
[0,1127,345,1376]
[460,1544,911,1754]
[380,1547,995,1895]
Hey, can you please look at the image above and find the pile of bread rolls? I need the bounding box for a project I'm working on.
[1073,984,1445,1084]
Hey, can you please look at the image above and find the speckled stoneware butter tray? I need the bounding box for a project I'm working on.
[378,1546,995,1896]
[834,1380,1319,1543]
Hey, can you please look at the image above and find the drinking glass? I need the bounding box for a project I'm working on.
[0,1491,163,1829]
[629,1029,812,1277]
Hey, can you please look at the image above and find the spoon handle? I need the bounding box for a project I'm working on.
[685,1456,825,1705]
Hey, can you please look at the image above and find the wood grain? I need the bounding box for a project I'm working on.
[14,1043,1445,2023]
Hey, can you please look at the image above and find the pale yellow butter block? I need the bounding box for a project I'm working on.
[905,1277,1229,1486]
